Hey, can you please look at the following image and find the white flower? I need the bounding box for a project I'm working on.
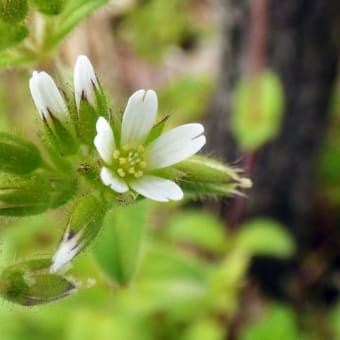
[94,89,206,202]
[74,55,99,111]
[29,71,69,124]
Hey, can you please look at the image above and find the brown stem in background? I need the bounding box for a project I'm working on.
[228,0,268,230]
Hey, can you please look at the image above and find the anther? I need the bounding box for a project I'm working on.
[117,168,126,177]
[113,150,120,159]
[134,171,143,178]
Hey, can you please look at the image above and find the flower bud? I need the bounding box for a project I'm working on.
[0,0,28,23]
[50,195,107,273]
[174,156,252,196]
[29,71,78,154]
[0,133,42,174]
[30,0,64,15]
[0,258,76,306]
[74,55,107,145]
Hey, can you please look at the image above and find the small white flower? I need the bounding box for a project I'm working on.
[74,55,99,111]
[94,89,206,202]
[29,71,69,124]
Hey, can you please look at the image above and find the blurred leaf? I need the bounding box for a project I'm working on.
[30,0,65,16]
[165,210,226,253]
[232,70,284,151]
[132,242,210,317]
[0,21,28,50]
[183,318,224,340]
[241,304,304,340]
[47,0,109,48]
[0,0,28,23]
[159,76,214,124]
[119,0,192,63]
[93,201,149,286]
[235,218,295,258]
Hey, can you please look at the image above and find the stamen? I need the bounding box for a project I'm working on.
[117,168,126,177]
[113,150,120,159]
[134,171,143,178]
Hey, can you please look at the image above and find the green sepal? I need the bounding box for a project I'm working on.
[94,83,109,119]
[175,156,245,183]
[30,0,65,16]
[76,99,99,145]
[0,170,77,216]
[174,155,252,196]
[0,0,28,23]
[39,125,71,171]
[0,258,76,306]
[144,115,169,145]
[0,21,28,50]
[0,132,42,174]
[49,114,79,155]
[52,195,107,270]
[180,180,242,197]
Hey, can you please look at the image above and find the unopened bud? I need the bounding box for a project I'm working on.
[73,55,107,145]
[50,195,106,273]
[174,155,252,196]
[29,71,78,154]
[0,133,42,174]
[0,258,76,306]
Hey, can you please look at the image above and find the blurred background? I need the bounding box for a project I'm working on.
[0,0,340,339]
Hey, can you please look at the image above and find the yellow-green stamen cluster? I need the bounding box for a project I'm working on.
[112,144,146,179]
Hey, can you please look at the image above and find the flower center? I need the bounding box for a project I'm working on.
[112,144,147,179]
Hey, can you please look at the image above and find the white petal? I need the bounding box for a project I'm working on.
[121,89,158,145]
[94,117,115,165]
[29,71,68,122]
[146,124,206,170]
[100,167,129,193]
[130,175,183,202]
[74,55,98,111]
[50,232,82,273]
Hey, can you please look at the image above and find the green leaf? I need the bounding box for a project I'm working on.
[165,210,227,253]
[0,133,42,174]
[235,218,295,258]
[232,70,284,151]
[182,318,224,340]
[93,201,149,286]
[241,305,304,340]
[0,22,28,50]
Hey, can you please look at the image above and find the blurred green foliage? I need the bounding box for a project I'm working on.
[232,71,284,151]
